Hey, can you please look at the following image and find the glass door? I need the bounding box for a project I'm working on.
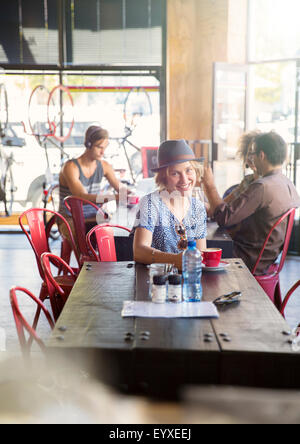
[212,62,248,196]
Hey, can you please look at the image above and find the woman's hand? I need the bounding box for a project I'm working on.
[115,186,133,204]
[174,252,183,271]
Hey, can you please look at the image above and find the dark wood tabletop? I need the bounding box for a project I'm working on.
[48,259,300,398]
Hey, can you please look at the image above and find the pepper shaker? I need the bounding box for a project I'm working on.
[168,274,182,303]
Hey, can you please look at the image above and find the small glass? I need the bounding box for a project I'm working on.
[149,263,166,278]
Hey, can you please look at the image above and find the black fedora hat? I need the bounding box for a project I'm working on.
[151,139,204,172]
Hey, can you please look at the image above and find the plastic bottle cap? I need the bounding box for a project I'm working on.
[168,274,182,285]
[187,240,196,248]
[153,274,168,285]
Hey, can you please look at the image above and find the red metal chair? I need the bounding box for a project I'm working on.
[280,280,300,318]
[44,213,74,270]
[41,252,77,321]
[64,195,109,264]
[10,286,55,360]
[252,208,296,309]
[86,224,131,262]
[19,208,80,325]
[19,208,80,278]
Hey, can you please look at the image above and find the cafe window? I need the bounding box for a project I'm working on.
[0,0,59,65]
[248,62,296,144]
[247,0,300,199]
[247,0,300,145]
[248,0,300,62]
[67,0,163,66]
[0,0,164,67]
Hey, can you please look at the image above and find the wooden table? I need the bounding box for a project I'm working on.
[115,221,233,261]
[48,259,300,398]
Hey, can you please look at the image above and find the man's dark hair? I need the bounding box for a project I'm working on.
[254,131,287,165]
[84,125,108,149]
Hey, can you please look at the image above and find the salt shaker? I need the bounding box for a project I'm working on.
[151,274,167,303]
[168,274,182,303]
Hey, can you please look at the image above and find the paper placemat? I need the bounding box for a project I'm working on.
[122,301,219,319]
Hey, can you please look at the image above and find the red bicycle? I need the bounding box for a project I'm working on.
[23,83,74,237]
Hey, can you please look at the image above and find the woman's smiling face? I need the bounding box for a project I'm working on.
[166,162,196,196]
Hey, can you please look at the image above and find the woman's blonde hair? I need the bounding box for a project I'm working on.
[190,161,204,187]
[155,167,168,190]
[155,161,203,190]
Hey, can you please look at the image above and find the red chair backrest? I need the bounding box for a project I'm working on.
[19,208,79,280]
[41,252,76,321]
[86,224,131,262]
[280,280,300,317]
[9,286,55,359]
[252,208,296,276]
[19,209,50,279]
[64,196,107,258]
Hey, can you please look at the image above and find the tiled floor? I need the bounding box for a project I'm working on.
[0,232,300,356]
[0,233,62,356]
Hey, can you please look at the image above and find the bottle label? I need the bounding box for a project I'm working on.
[152,285,167,303]
[168,286,182,303]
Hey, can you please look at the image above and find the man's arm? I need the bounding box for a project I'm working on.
[201,166,223,214]
[202,166,264,227]
[102,160,121,192]
[213,183,264,227]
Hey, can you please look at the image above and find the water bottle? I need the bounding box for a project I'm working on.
[182,240,202,302]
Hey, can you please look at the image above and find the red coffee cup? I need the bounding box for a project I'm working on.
[202,248,222,267]
[127,196,140,205]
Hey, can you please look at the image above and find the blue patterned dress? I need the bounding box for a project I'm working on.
[131,190,207,253]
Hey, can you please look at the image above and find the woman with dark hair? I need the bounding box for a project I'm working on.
[223,130,261,204]
[58,125,125,245]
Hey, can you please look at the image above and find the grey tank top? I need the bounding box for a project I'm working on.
[59,159,104,218]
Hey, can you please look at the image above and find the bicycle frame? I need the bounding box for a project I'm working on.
[22,115,69,237]
[109,127,142,185]
[0,144,16,216]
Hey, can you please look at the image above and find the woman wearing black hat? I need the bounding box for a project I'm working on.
[132,139,207,270]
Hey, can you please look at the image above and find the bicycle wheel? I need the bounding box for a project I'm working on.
[28,85,53,139]
[3,165,14,216]
[0,83,8,138]
[123,87,152,129]
[47,85,74,143]
[129,151,143,182]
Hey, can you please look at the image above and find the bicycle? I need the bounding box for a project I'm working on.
[0,83,8,137]
[0,146,16,216]
[107,86,153,185]
[23,84,74,237]
[0,82,17,216]
[109,125,144,186]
